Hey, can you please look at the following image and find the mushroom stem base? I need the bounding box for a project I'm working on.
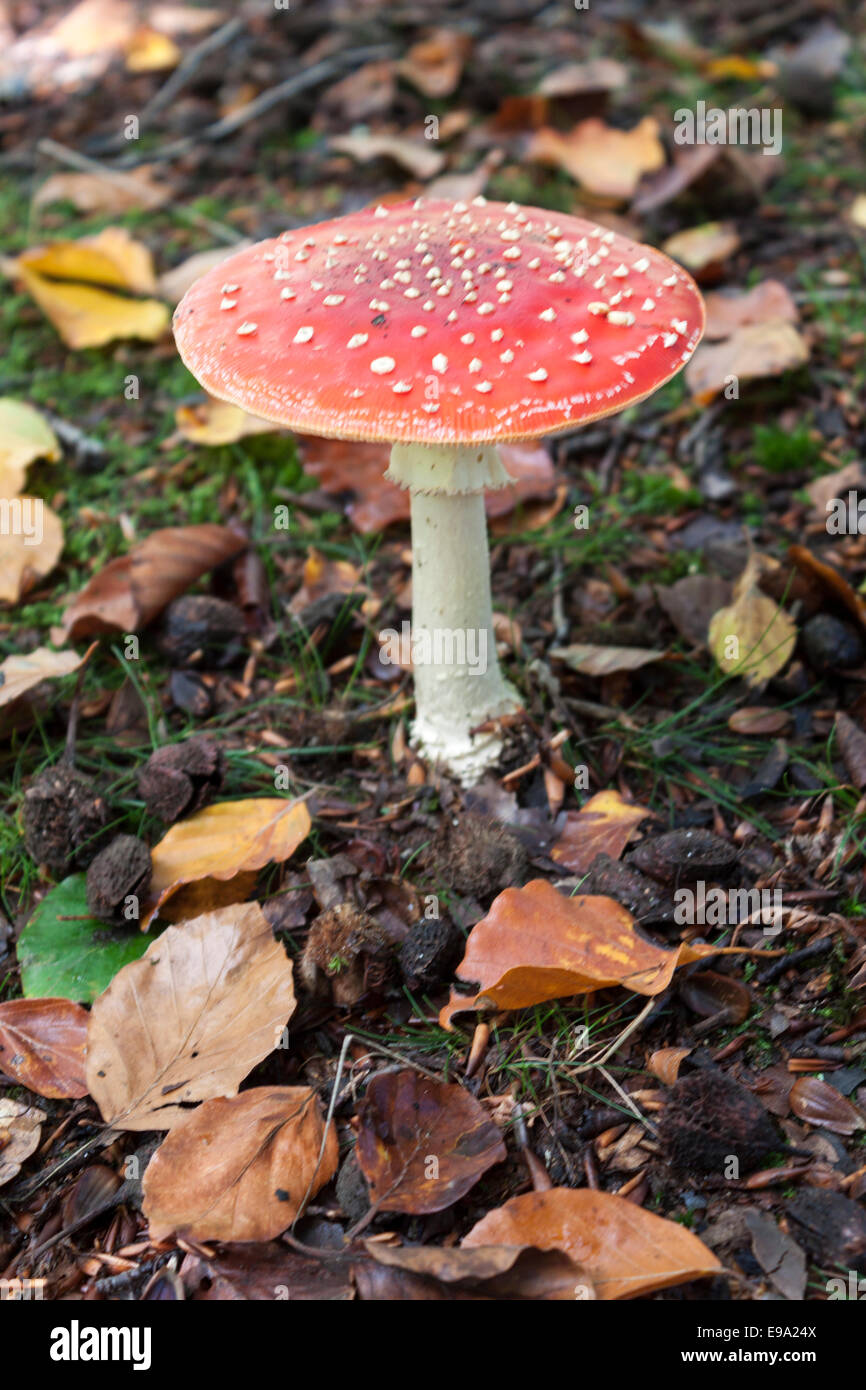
[407,485,521,783]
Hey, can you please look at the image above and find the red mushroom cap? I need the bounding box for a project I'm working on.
[173,197,705,445]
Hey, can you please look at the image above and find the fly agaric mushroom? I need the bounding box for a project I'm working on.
[174,198,704,781]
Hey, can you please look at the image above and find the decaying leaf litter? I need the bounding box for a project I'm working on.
[1,0,866,1304]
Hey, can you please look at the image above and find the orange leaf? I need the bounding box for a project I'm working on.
[440,879,731,1027]
[143,1087,337,1242]
[551,790,651,872]
[0,998,88,1099]
[143,798,311,928]
[463,1189,720,1299]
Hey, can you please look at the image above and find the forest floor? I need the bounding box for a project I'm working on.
[1,0,866,1304]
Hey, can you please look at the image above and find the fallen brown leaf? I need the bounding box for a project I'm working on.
[86,901,296,1131]
[788,544,866,630]
[550,790,651,873]
[361,1240,590,1300]
[356,1069,506,1214]
[528,117,665,202]
[33,166,170,215]
[549,643,665,676]
[397,28,471,98]
[686,320,809,403]
[440,879,740,1026]
[835,712,866,790]
[789,1077,865,1136]
[656,573,732,647]
[462,1189,721,1299]
[0,998,88,1098]
[662,222,740,281]
[61,522,246,639]
[702,280,799,340]
[647,1048,692,1086]
[143,1086,337,1242]
[297,437,555,534]
[330,131,445,181]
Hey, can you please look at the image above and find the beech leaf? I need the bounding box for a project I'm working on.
[86,902,296,1131]
[143,1086,337,1242]
[463,1189,721,1299]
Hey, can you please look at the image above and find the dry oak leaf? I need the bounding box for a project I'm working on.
[550,789,651,874]
[6,227,169,348]
[527,118,665,202]
[86,901,296,1131]
[355,1069,507,1214]
[462,1189,721,1299]
[142,797,311,929]
[0,497,64,604]
[440,878,740,1027]
[0,998,88,1099]
[0,398,61,497]
[143,1086,337,1243]
[686,319,808,403]
[0,646,88,710]
[61,522,247,639]
[708,553,796,686]
[361,1240,591,1301]
[0,1098,47,1187]
[701,280,798,340]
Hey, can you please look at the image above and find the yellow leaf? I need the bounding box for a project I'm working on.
[15,227,158,293]
[16,265,169,349]
[0,497,64,602]
[175,398,279,446]
[143,798,312,928]
[125,25,181,71]
[0,400,60,498]
[708,555,796,685]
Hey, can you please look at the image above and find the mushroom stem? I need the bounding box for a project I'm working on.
[396,450,521,782]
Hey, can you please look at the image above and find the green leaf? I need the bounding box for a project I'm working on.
[18,876,153,1004]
